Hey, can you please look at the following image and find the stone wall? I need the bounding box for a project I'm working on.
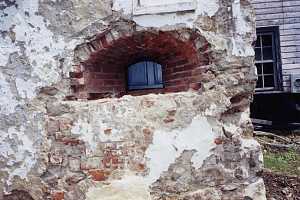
[0,0,266,199]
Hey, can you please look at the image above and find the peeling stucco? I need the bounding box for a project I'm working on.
[145,115,216,184]
[0,0,265,199]
[0,126,35,185]
[86,173,151,200]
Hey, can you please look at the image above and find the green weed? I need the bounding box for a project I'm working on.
[263,148,300,176]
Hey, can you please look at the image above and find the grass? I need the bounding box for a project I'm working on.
[263,148,300,176]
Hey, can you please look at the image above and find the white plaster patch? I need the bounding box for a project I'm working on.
[0,72,20,114]
[196,0,219,17]
[133,12,195,28]
[71,117,96,154]
[71,105,129,154]
[115,0,219,28]
[200,32,228,52]
[241,137,263,163]
[244,178,267,200]
[112,0,134,14]
[204,103,218,116]
[0,34,19,66]
[15,78,37,99]
[134,1,197,15]
[86,172,151,200]
[141,0,191,6]
[232,0,251,35]
[145,115,216,184]
[223,123,239,135]
[11,2,65,84]
[239,108,251,125]
[0,126,36,185]
[0,0,73,100]
[241,137,260,149]
[231,37,254,57]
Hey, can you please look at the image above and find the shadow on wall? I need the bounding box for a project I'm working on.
[68,22,211,100]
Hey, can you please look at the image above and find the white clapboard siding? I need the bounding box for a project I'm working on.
[252,0,300,92]
[280,35,300,42]
[281,46,298,53]
[255,6,300,15]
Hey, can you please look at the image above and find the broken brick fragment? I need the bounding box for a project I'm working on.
[52,191,64,200]
[88,169,110,181]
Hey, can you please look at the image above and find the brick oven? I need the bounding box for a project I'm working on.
[0,0,266,200]
[69,28,210,100]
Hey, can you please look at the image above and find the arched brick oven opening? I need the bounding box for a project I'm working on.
[69,26,211,100]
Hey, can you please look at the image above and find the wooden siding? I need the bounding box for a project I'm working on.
[252,0,300,92]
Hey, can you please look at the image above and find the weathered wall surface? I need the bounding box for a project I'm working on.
[0,0,266,199]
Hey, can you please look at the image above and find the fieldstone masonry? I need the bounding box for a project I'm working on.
[0,0,266,199]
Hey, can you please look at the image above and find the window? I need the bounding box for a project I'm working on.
[255,27,281,91]
[127,61,163,90]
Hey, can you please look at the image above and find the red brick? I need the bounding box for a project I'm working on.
[163,117,175,123]
[214,138,223,145]
[88,169,109,181]
[69,71,83,78]
[189,82,202,90]
[99,36,110,48]
[60,138,81,146]
[166,59,188,67]
[93,73,119,79]
[52,191,64,200]
[143,128,152,135]
[104,128,112,135]
[137,163,146,171]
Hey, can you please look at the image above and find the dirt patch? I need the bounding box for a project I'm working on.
[262,171,300,200]
[255,131,300,200]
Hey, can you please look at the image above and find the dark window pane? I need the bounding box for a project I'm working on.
[128,61,163,90]
[263,63,274,74]
[255,28,279,91]
[261,34,273,47]
[154,63,163,84]
[255,63,262,75]
[256,75,263,88]
[128,62,147,87]
[146,62,155,85]
[264,75,275,87]
[255,36,261,47]
[255,48,262,61]
[263,47,273,60]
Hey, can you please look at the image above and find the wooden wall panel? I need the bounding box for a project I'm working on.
[252,0,300,92]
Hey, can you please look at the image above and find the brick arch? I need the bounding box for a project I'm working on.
[69,27,211,100]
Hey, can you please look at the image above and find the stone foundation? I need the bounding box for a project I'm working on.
[0,0,266,199]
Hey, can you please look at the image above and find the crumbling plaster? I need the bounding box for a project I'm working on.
[0,0,265,199]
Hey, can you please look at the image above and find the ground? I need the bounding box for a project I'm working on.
[263,171,300,200]
[255,131,300,200]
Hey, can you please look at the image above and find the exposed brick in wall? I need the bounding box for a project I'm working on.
[70,27,211,100]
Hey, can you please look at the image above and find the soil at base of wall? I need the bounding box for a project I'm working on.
[263,171,300,200]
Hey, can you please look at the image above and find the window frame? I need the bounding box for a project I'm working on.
[255,26,282,92]
[127,60,164,91]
